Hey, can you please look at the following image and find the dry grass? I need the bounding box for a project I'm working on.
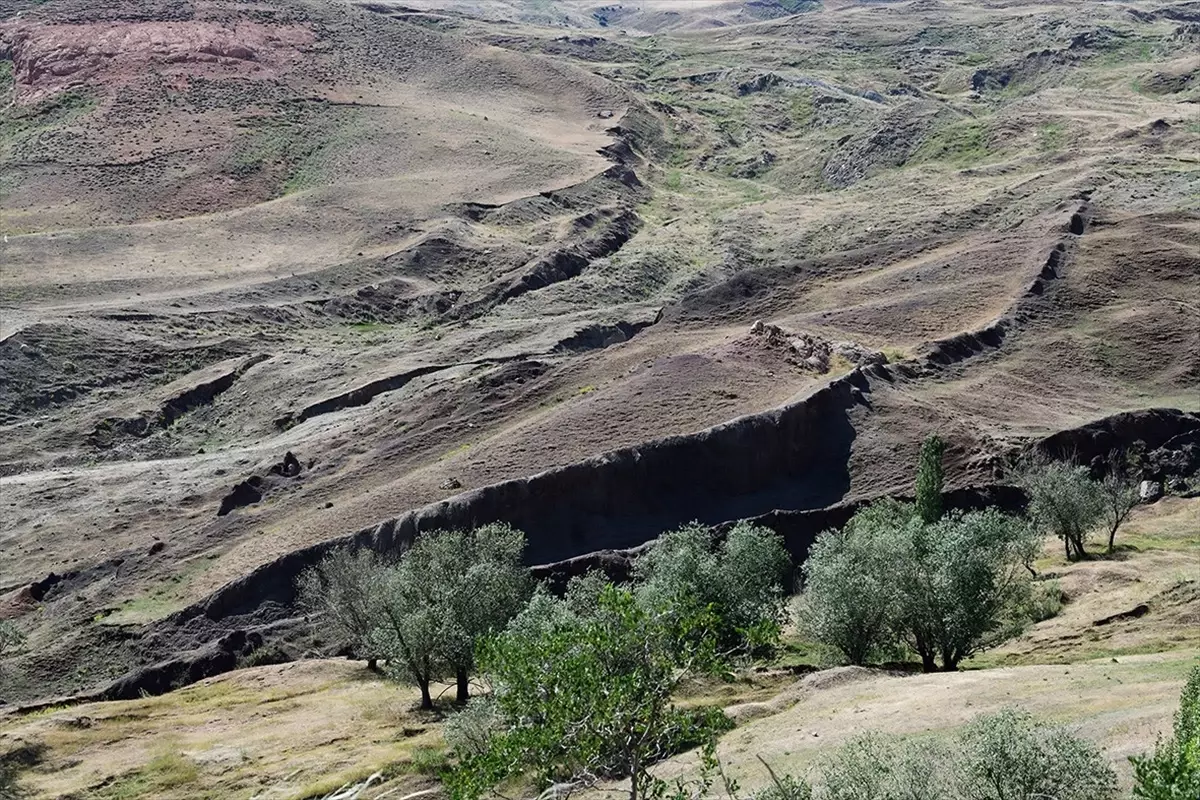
[0,660,447,800]
[976,497,1200,667]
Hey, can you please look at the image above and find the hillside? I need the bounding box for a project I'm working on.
[1,0,1198,748]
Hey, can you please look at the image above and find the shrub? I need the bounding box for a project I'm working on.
[957,708,1117,800]
[447,584,729,800]
[1019,457,1104,561]
[634,521,792,657]
[800,499,912,665]
[758,710,1116,800]
[819,733,952,800]
[1131,664,1200,799]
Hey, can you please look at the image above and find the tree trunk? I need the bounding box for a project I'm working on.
[942,651,959,672]
[1108,526,1117,553]
[418,678,433,710]
[366,658,379,672]
[1063,536,1072,560]
[456,668,470,705]
[920,652,937,673]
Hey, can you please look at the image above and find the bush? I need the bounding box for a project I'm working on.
[958,708,1117,800]
[1021,579,1064,624]
[634,521,792,657]
[1131,664,1200,799]
[447,584,729,800]
[755,709,1116,800]
[800,499,912,665]
[819,733,951,800]
[1019,457,1104,561]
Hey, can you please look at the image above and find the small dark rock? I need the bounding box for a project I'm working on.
[217,479,264,516]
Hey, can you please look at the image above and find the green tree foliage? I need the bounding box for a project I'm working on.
[367,566,448,710]
[396,523,533,704]
[1019,457,1104,561]
[800,499,912,666]
[957,708,1117,800]
[915,434,946,524]
[802,499,1038,671]
[1132,664,1200,799]
[296,547,388,670]
[447,582,728,800]
[752,709,1116,800]
[1100,452,1141,553]
[895,508,1040,671]
[634,521,792,656]
[297,524,532,709]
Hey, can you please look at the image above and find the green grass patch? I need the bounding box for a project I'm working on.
[1038,122,1066,152]
[0,87,97,150]
[93,751,200,800]
[911,119,992,167]
[100,556,219,626]
[789,88,815,130]
[229,105,363,196]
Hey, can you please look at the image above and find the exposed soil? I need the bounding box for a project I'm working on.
[2,0,1198,708]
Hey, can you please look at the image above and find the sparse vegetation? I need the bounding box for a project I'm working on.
[1020,457,1106,561]
[300,524,531,708]
[634,521,792,657]
[0,621,23,666]
[747,708,1117,800]
[1132,664,1200,799]
[912,120,992,166]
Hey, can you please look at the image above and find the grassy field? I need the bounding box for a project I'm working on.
[4,498,1195,799]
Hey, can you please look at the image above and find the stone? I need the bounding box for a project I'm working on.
[1139,480,1163,502]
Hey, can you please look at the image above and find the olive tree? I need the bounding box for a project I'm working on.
[800,499,912,665]
[1100,452,1141,553]
[634,521,792,656]
[1019,458,1104,561]
[397,523,532,704]
[368,567,447,710]
[896,508,1040,671]
[802,500,1038,672]
[296,524,531,709]
[297,547,388,670]
[447,582,727,800]
[1132,664,1200,799]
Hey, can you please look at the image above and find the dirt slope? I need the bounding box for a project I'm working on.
[1,0,1198,702]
